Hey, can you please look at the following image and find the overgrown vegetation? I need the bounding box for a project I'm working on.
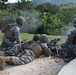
[0,0,76,35]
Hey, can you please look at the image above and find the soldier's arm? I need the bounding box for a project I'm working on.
[10,26,21,45]
[14,27,21,45]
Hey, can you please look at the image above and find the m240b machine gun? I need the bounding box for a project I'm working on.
[47,38,61,56]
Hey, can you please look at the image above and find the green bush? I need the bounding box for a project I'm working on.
[45,29,51,35]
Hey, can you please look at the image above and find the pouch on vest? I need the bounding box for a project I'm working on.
[1,24,10,33]
[27,42,43,57]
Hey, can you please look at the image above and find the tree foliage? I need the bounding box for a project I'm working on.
[15,0,35,11]
[0,0,8,9]
[0,2,76,35]
[36,2,59,14]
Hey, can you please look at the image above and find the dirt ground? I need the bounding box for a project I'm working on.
[0,56,66,75]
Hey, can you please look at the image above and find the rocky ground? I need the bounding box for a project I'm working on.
[0,56,66,75]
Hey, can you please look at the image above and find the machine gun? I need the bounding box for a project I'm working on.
[47,38,61,56]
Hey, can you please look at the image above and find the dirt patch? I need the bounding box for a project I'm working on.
[0,56,66,75]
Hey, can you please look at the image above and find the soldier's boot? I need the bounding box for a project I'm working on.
[0,56,10,70]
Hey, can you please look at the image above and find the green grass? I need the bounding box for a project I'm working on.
[0,32,34,42]
[0,32,67,45]
[20,33,34,40]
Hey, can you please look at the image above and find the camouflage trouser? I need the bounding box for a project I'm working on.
[61,42,76,57]
[0,44,21,56]
[0,51,5,56]
[5,44,21,56]
[7,50,36,65]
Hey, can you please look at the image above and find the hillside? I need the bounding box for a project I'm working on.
[33,0,76,5]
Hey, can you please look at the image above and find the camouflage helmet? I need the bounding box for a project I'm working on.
[39,34,48,43]
[72,18,76,27]
[16,16,25,25]
[33,34,40,41]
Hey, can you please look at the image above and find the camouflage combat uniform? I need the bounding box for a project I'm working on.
[61,18,76,58]
[0,24,22,56]
[6,41,50,65]
[4,34,50,65]
[0,16,25,56]
[1,16,25,47]
[7,50,36,65]
[2,24,21,47]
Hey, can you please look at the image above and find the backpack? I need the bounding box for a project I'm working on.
[1,24,16,42]
[1,24,11,33]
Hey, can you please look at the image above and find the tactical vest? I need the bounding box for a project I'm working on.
[21,40,35,49]
[4,24,16,42]
[27,42,43,57]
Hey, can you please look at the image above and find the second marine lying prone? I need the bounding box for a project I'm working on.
[0,34,61,70]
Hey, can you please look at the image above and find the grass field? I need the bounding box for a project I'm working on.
[21,33,67,46]
[0,32,67,46]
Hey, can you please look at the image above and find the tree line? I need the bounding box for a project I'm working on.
[0,0,76,35]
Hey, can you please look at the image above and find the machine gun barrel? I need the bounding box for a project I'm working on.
[47,38,61,47]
